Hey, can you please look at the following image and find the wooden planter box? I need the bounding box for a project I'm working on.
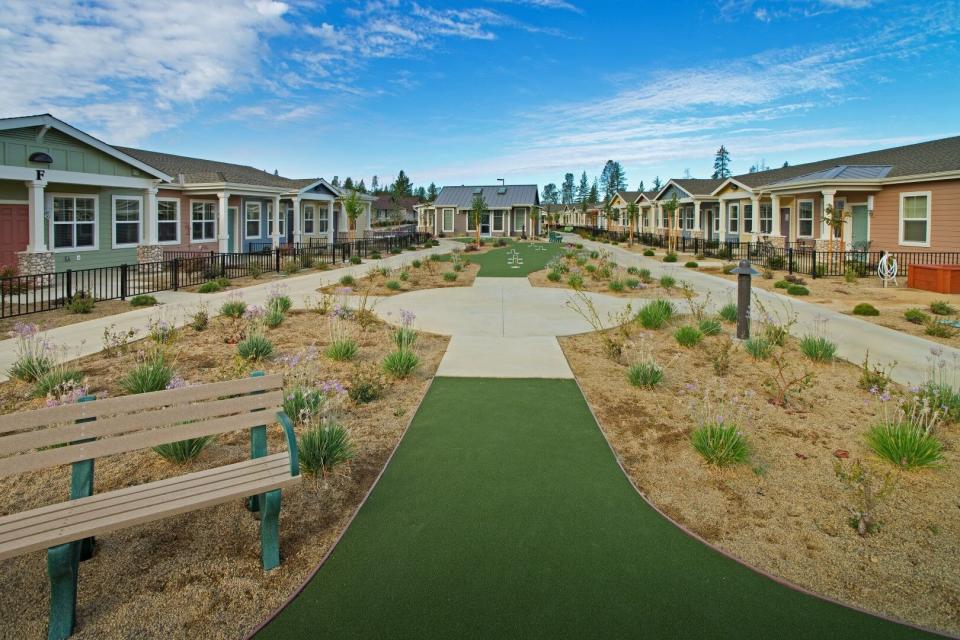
[907,264,960,294]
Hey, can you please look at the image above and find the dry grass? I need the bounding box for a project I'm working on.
[527,246,673,299]
[560,321,960,636]
[321,258,479,297]
[0,299,135,336]
[0,310,448,640]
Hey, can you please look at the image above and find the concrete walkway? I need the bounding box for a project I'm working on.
[567,234,958,386]
[0,242,456,381]
[376,277,633,378]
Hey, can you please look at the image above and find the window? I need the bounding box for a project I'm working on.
[267,204,285,237]
[798,200,814,238]
[713,208,720,233]
[900,192,931,246]
[52,195,97,250]
[304,205,315,234]
[759,204,772,235]
[443,208,454,232]
[245,202,261,239]
[191,201,217,242]
[466,210,477,232]
[728,204,739,233]
[743,204,753,233]
[830,199,846,239]
[684,206,695,230]
[318,207,329,233]
[493,210,504,232]
[112,195,142,248]
[157,198,179,243]
[514,210,525,231]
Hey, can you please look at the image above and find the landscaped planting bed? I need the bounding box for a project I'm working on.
[528,244,677,298]
[559,302,960,636]
[0,297,447,639]
[0,298,137,335]
[320,252,479,296]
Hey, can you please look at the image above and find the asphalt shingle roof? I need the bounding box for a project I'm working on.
[374,195,420,210]
[614,190,642,203]
[434,185,539,208]
[670,178,725,197]
[116,146,299,189]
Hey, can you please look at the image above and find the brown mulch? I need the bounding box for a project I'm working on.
[0,300,136,336]
[321,258,479,297]
[0,311,448,640]
[560,323,960,636]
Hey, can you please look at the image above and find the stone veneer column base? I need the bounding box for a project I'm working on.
[137,244,165,264]
[769,236,786,249]
[691,230,704,240]
[16,251,55,276]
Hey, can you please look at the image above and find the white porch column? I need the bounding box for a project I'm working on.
[292,196,302,244]
[217,192,229,253]
[142,185,158,245]
[749,196,760,239]
[718,199,727,241]
[693,201,702,234]
[821,189,836,240]
[327,201,335,243]
[26,180,47,252]
[271,196,281,248]
[365,202,372,231]
[771,194,781,236]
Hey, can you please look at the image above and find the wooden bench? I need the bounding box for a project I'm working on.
[0,374,300,640]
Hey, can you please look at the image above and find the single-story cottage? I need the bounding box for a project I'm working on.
[418,184,540,238]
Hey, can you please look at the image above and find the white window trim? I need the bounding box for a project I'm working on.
[493,209,505,232]
[48,192,99,253]
[899,191,932,247]
[797,199,814,239]
[245,202,262,239]
[189,199,218,244]
[156,197,180,245]
[442,208,455,233]
[759,203,772,235]
[304,204,315,234]
[743,204,753,234]
[112,194,143,249]
[318,207,329,233]
[728,203,739,233]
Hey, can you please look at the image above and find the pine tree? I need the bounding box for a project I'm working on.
[576,171,590,203]
[652,176,662,192]
[712,145,731,180]
[331,176,340,188]
[415,186,427,201]
[637,180,645,193]
[782,161,790,168]
[600,160,615,201]
[427,182,439,201]
[357,179,366,193]
[561,173,575,205]
[343,177,355,190]
[392,170,413,197]
[541,183,560,205]
[589,178,599,204]
[371,175,380,193]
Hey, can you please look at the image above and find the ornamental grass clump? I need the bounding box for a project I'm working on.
[237,332,274,361]
[68,291,95,314]
[567,272,584,289]
[698,318,722,336]
[325,295,358,361]
[852,303,879,316]
[383,310,420,378]
[153,437,212,465]
[688,386,751,467]
[799,335,837,362]
[129,294,157,307]
[443,271,458,282]
[674,325,704,347]
[627,362,663,388]
[904,308,929,324]
[744,336,773,360]
[718,302,737,323]
[33,368,84,399]
[120,353,175,394]
[929,300,955,315]
[920,346,960,423]
[608,279,625,293]
[866,390,944,469]
[298,422,355,476]
[283,381,345,428]
[386,279,402,290]
[659,275,676,289]
[636,299,674,329]
[8,322,53,382]
[220,296,247,319]
[663,252,678,263]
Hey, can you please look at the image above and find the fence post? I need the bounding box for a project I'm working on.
[220,253,226,278]
[787,248,794,275]
[65,269,73,302]
[172,258,179,291]
[120,264,128,300]
[811,249,818,279]
[274,248,281,272]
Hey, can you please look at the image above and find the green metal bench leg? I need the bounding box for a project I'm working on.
[260,489,282,571]
[47,541,80,640]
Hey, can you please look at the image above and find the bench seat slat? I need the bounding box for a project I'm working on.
[0,453,299,561]
[0,390,284,456]
[0,374,283,435]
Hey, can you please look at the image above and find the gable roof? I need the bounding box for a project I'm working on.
[0,113,171,181]
[613,190,642,204]
[373,195,420,211]
[116,146,297,189]
[737,135,960,189]
[434,185,539,208]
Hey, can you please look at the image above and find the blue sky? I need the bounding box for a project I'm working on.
[2,0,958,191]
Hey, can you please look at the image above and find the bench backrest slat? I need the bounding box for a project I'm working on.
[0,374,285,477]
[0,375,281,435]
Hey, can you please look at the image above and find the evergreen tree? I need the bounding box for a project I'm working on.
[576,171,590,203]
[392,170,413,196]
[588,178,599,205]
[637,179,645,193]
[343,177,355,190]
[427,182,439,201]
[357,179,366,193]
[371,175,380,193]
[541,183,560,205]
[331,176,340,188]
[782,161,790,168]
[561,173,575,205]
[652,176,662,192]
[712,145,731,180]
[415,186,427,201]
[600,160,615,201]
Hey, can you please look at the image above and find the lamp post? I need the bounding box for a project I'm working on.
[730,259,759,340]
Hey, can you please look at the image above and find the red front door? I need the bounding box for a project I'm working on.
[0,204,29,270]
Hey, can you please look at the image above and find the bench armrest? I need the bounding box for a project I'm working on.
[275,411,300,477]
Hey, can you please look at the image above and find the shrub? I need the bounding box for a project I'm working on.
[722,264,736,275]
[220,298,247,318]
[393,327,418,350]
[627,362,663,388]
[799,335,837,362]
[429,253,442,262]
[930,300,955,315]
[590,250,600,259]
[626,266,640,276]
[567,273,584,288]
[786,284,809,296]
[762,268,774,280]
[282,260,300,275]
[766,255,785,270]
[452,263,463,272]
[390,248,403,255]
[68,291,95,314]
[264,307,285,329]
[371,251,382,260]
[924,319,957,338]
[383,349,420,378]
[637,268,652,284]
[625,277,640,289]
[674,325,704,347]
[198,280,222,293]
[584,264,597,274]
[608,279,625,293]
[684,261,698,269]
[784,274,806,285]
[398,271,409,283]
[699,318,722,336]
[852,303,879,316]
[691,422,748,467]
[834,459,896,536]
[237,333,274,361]
[129,294,157,307]
[663,252,678,263]
[858,352,896,392]
[658,275,676,289]
[298,422,355,476]
[339,274,355,286]
[349,255,363,265]
[325,338,358,361]
[636,299,674,329]
[283,386,328,426]
[268,293,293,314]
[119,357,174,394]
[774,280,790,289]
[904,308,929,324]
[443,271,458,282]
[153,438,212,464]
[867,423,943,469]
[718,303,737,323]
[709,335,734,376]
[547,270,562,282]
[744,337,773,360]
[247,263,263,279]
[191,307,209,331]
[348,366,384,404]
[33,368,84,398]
[643,249,655,257]
[385,280,402,291]
[411,259,422,268]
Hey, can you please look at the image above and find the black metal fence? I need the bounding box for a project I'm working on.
[1,231,430,319]
[569,226,960,279]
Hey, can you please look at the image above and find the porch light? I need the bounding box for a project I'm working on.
[29,151,53,164]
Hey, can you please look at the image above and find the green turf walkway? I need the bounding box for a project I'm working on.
[256,378,937,640]
[468,242,562,277]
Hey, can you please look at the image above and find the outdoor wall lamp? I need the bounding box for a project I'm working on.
[29,151,53,164]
